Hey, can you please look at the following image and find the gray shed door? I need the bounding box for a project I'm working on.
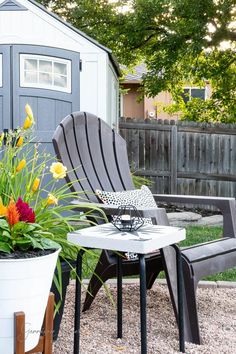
[0,45,11,131]
[0,45,80,145]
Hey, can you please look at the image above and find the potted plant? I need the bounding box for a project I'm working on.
[0,105,101,353]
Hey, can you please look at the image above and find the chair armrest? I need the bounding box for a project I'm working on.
[153,194,236,238]
[71,200,169,226]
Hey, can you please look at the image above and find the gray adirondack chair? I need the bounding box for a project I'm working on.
[52,111,236,344]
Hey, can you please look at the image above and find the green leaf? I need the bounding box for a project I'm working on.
[40,238,61,250]
[53,260,62,316]
[27,223,42,231]
[34,230,54,237]
[15,237,31,245]
[13,222,38,233]
[0,242,11,253]
[14,239,32,251]
[23,224,39,232]
[0,219,10,231]
[2,230,11,238]
[12,222,27,233]
[24,235,44,250]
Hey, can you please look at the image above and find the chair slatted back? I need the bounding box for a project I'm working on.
[52,112,134,202]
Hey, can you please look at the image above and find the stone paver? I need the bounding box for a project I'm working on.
[196,214,223,226]
[82,278,236,288]
[168,211,202,222]
[167,211,223,227]
[198,281,217,289]
[217,281,236,288]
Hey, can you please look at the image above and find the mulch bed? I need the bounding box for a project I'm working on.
[54,282,236,354]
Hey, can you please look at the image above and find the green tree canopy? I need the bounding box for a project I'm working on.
[39,0,236,122]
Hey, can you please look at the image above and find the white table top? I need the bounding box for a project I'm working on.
[68,223,186,254]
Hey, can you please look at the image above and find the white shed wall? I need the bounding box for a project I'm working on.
[79,53,108,120]
[0,0,118,124]
[107,62,119,130]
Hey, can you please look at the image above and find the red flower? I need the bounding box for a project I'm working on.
[16,198,35,223]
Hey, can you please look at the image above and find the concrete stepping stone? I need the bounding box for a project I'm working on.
[196,214,223,226]
[167,212,223,227]
[167,212,202,226]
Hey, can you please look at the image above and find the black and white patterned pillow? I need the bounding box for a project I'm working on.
[96,185,156,207]
[96,185,157,224]
[96,185,157,260]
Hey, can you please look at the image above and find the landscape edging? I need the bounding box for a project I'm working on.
[80,278,236,289]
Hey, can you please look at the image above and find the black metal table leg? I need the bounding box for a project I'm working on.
[74,249,85,354]
[139,254,147,354]
[117,255,123,338]
[175,245,185,353]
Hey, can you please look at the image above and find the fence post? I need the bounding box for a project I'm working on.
[170,125,178,194]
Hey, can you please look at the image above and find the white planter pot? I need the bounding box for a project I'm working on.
[0,248,60,354]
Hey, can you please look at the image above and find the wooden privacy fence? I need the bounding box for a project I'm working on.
[119,118,236,199]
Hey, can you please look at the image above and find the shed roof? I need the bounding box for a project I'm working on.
[123,63,147,83]
[24,0,121,76]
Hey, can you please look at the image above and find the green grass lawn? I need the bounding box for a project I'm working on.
[82,225,236,282]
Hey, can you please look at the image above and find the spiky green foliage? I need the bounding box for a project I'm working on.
[0,107,106,257]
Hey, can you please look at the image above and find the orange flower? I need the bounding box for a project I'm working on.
[32,178,40,192]
[16,159,26,172]
[7,199,20,226]
[16,136,24,147]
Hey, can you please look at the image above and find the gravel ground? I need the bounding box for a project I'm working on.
[54,282,236,354]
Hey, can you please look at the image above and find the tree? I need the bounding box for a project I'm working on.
[39,0,236,122]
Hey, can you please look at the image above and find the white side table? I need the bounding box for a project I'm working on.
[68,223,186,354]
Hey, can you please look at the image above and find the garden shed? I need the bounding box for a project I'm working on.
[0,0,120,146]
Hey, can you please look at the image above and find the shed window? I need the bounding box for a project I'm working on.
[20,55,71,93]
[181,87,206,104]
[0,54,2,87]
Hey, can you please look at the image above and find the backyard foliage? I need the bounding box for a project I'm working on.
[39,0,236,122]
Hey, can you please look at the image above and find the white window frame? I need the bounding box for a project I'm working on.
[0,54,2,87]
[20,54,72,93]
[182,87,207,102]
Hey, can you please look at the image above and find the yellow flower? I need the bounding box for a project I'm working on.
[50,162,67,179]
[23,104,34,130]
[16,159,26,172]
[23,116,33,130]
[0,198,7,217]
[0,132,4,147]
[25,104,34,120]
[47,193,58,205]
[16,136,24,147]
[32,178,40,192]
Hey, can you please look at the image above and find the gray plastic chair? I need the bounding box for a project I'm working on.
[53,111,236,344]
